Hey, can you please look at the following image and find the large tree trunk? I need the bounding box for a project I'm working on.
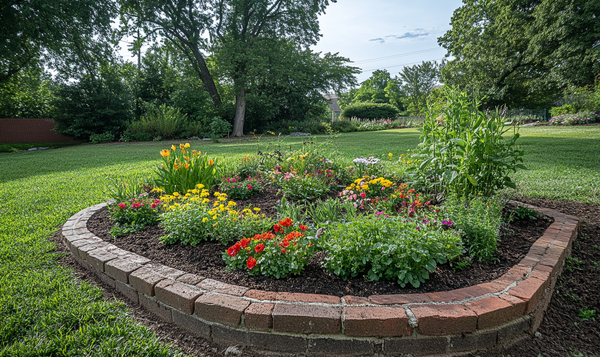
[232,87,246,137]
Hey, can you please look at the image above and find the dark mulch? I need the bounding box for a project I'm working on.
[87,201,552,297]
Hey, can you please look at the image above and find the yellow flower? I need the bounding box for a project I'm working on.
[228,201,236,207]
[202,198,210,204]
[208,159,214,165]
[202,217,208,223]
[173,192,180,197]
[196,184,205,189]
[214,192,220,197]
[160,149,170,157]
[389,153,393,157]
[184,143,190,148]
[171,145,176,151]
[212,215,218,220]
[253,207,261,212]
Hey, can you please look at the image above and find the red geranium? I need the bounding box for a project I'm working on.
[281,248,286,253]
[255,243,264,253]
[279,218,293,228]
[240,238,251,248]
[273,224,282,233]
[299,225,308,231]
[227,247,237,257]
[247,256,257,269]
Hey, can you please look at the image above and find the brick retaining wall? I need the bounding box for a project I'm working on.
[0,118,78,143]
[61,203,579,356]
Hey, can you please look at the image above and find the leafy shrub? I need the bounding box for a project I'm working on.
[443,195,504,262]
[223,218,317,278]
[411,88,525,197]
[108,197,163,236]
[159,189,272,245]
[306,198,357,226]
[322,215,462,288]
[127,104,188,140]
[342,102,399,119]
[218,176,261,200]
[549,105,577,117]
[209,117,232,138]
[274,197,308,223]
[153,143,219,194]
[90,132,115,144]
[549,112,600,125]
[107,177,145,201]
[276,174,330,201]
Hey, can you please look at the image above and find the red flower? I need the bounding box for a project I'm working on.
[247,256,257,269]
[273,224,282,233]
[131,202,141,209]
[233,242,241,252]
[118,203,127,209]
[281,249,286,253]
[227,247,237,257]
[299,225,308,231]
[240,238,251,248]
[279,218,293,227]
[255,243,265,253]
[283,241,290,248]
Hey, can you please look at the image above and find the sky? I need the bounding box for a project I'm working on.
[118,0,465,85]
[312,0,464,84]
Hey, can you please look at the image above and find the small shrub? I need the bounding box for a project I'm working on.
[549,105,577,117]
[323,215,462,288]
[159,189,273,245]
[209,117,232,138]
[108,196,163,236]
[218,176,261,200]
[342,102,399,119]
[276,174,330,201]
[107,177,145,201]
[127,104,188,140]
[90,132,115,144]
[223,218,317,278]
[443,195,504,262]
[153,143,219,194]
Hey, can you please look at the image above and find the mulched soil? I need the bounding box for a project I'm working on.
[87,198,551,297]
[51,197,600,356]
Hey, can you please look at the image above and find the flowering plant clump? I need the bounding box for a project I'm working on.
[153,143,219,194]
[218,175,262,200]
[159,185,273,245]
[351,156,384,176]
[108,195,163,236]
[222,218,318,278]
[549,112,600,126]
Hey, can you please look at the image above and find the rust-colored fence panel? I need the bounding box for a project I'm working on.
[0,118,79,143]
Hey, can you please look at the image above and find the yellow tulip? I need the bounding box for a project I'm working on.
[171,145,176,151]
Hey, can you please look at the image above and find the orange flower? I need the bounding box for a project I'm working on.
[184,163,190,170]
[208,159,214,165]
[174,163,179,170]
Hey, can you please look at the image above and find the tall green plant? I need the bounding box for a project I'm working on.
[411,88,525,197]
[127,104,187,140]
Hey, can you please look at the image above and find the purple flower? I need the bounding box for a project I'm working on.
[415,226,420,230]
[422,219,429,223]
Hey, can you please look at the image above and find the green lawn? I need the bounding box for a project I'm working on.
[0,126,599,355]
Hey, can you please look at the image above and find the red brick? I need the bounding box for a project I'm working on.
[195,293,250,327]
[86,248,118,272]
[497,316,530,344]
[519,255,540,267]
[139,293,173,322]
[177,273,205,285]
[273,304,341,335]
[105,258,142,283]
[369,294,432,305]
[276,292,340,304]
[308,337,374,355]
[344,306,410,337]
[448,330,498,353]
[129,267,165,296]
[465,296,522,330]
[342,295,370,305]
[530,267,551,285]
[244,303,274,330]
[411,304,477,335]
[425,290,471,303]
[197,278,248,296]
[507,277,546,313]
[498,293,527,317]
[155,280,202,314]
[144,263,185,279]
[244,289,278,301]
[477,281,508,294]
[384,336,448,356]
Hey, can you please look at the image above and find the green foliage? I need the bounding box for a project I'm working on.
[107,197,162,236]
[107,177,146,202]
[223,219,316,278]
[444,195,504,262]
[209,117,232,138]
[90,132,115,144]
[504,205,540,222]
[153,144,219,194]
[412,88,525,197]
[399,60,443,116]
[276,175,330,202]
[274,197,308,223]
[578,307,597,322]
[159,192,272,245]
[218,176,261,200]
[322,215,462,288]
[550,105,577,117]
[306,198,356,226]
[127,104,188,140]
[51,66,133,139]
[0,65,55,118]
[342,102,399,119]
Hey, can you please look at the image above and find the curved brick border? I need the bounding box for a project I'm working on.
[61,202,579,356]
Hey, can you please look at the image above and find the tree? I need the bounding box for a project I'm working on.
[0,0,117,83]
[0,64,54,118]
[353,70,393,103]
[399,60,443,115]
[438,0,600,109]
[121,0,336,136]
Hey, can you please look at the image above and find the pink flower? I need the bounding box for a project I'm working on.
[381,187,386,191]
[360,192,366,198]
[151,203,157,208]
[247,184,253,190]
[131,202,141,209]
[118,203,127,209]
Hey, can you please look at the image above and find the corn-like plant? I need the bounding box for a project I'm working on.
[153,143,219,194]
[411,87,525,197]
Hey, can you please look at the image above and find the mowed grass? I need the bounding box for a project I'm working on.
[0,126,598,355]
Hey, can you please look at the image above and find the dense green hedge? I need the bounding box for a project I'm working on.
[341,102,399,119]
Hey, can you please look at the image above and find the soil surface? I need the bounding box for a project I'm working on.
[87,201,552,297]
[51,197,600,356]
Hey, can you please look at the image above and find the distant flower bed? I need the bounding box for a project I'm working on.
[550,112,600,125]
